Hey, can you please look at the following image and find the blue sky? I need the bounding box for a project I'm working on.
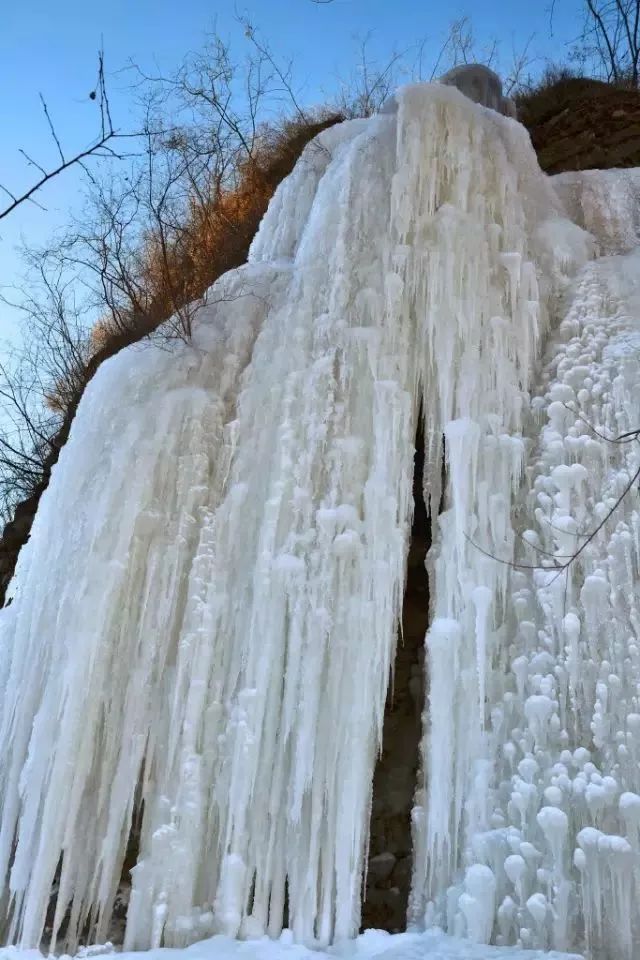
[0,0,583,338]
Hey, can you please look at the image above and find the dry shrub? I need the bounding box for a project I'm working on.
[514,63,634,126]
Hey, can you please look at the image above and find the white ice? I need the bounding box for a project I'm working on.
[0,80,637,960]
[430,172,640,958]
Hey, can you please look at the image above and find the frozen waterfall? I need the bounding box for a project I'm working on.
[0,82,639,960]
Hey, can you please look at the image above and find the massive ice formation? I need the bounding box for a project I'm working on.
[0,80,638,960]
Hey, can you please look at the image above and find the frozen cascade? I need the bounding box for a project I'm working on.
[1,78,634,960]
[435,169,640,958]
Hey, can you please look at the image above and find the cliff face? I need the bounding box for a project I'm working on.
[0,83,582,952]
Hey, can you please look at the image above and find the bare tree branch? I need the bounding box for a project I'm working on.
[0,50,134,222]
[39,93,66,164]
[572,0,640,84]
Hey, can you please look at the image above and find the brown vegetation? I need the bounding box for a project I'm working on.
[67,113,341,358]
[517,70,640,173]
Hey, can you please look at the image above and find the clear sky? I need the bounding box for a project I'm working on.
[0,0,584,338]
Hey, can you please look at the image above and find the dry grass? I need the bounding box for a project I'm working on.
[515,69,640,174]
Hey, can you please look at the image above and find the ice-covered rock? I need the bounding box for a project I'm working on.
[438,65,517,118]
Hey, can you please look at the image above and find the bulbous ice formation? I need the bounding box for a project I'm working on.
[452,213,640,959]
[4,78,638,960]
[438,64,517,118]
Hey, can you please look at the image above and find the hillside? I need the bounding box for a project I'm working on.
[519,77,640,174]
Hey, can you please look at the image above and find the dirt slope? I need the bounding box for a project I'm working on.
[519,77,640,174]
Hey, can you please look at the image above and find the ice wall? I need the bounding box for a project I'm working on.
[0,84,593,955]
[426,172,640,958]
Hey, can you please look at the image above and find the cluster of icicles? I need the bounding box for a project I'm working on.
[0,83,639,959]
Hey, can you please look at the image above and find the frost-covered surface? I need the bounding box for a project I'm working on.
[0,929,582,960]
[0,81,636,960]
[434,185,640,956]
[553,169,640,256]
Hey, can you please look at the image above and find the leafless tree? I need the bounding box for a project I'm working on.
[332,35,406,117]
[46,23,318,345]
[427,16,499,79]
[566,0,640,85]
[502,34,539,96]
[0,261,91,521]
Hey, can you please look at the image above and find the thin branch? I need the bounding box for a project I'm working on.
[466,410,640,582]
[0,50,131,223]
[562,400,640,444]
[18,148,47,178]
[39,93,65,164]
[586,0,622,78]
[0,134,120,222]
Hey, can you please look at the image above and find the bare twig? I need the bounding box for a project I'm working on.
[573,0,640,84]
[39,93,65,164]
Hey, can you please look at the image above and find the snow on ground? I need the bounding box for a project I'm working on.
[0,930,582,960]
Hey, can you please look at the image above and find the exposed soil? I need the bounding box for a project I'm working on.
[519,77,640,174]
